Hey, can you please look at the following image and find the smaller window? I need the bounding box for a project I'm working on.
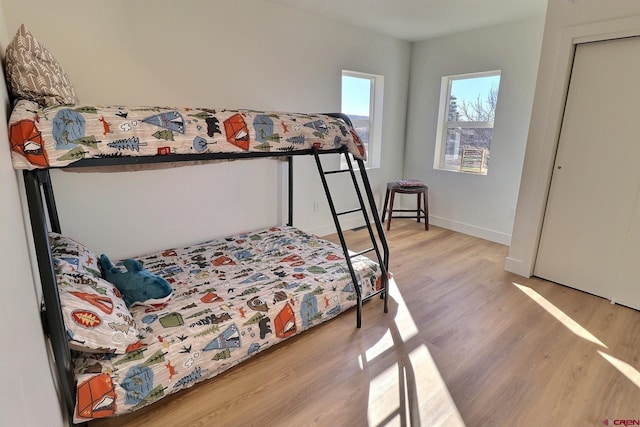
[341,70,384,169]
[434,71,501,175]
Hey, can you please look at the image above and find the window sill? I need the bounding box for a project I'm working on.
[434,167,488,176]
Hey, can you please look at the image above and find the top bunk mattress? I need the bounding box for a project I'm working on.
[8,99,366,169]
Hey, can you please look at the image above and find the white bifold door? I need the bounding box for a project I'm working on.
[535,36,640,310]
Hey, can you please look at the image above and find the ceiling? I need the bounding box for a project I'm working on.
[269,0,548,42]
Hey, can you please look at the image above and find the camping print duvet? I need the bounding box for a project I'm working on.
[71,226,381,422]
[8,99,366,169]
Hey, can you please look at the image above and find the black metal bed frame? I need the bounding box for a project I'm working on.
[23,114,389,425]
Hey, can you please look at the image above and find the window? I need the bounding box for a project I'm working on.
[434,70,501,175]
[341,70,384,169]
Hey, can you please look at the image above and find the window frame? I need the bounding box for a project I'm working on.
[341,70,384,170]
[433,70,501,175]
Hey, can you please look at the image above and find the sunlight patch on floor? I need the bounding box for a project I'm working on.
[360,329,393,369]
[364,278,464,426]
[367,362,403,425]
[389,277,421,343]
[361,277,419,365]
[599,351,640,388]
[513,283,607,348]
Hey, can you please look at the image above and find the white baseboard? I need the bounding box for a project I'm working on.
[310,214,512,249]
[429,215,512,246]
[504,256,532,277]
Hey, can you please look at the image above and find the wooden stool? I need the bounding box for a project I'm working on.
[381,181,429,231]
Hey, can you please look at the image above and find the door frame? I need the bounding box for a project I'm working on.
[506,14,640,277]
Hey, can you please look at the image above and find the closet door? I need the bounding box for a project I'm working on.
[534,36,640,309]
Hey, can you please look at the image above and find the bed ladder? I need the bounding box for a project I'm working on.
[313,147,389,328]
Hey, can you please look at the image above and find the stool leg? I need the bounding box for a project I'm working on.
[424,188,429,230]
[381,189,390,223]
[387,190,396,231]
[416,192,422,224]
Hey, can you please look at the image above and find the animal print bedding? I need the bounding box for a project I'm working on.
[71,225,381,422]
[8,99,366,169]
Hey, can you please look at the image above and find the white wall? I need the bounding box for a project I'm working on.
[0,4,65,427]
[403,17,545,245]
[2,0,410,258]
[507,0,640,276]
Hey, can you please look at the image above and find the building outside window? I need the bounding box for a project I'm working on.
[341,70,384,169]
[434,70,501,175]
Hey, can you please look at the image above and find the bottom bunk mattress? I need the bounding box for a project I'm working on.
[66,225,382,422]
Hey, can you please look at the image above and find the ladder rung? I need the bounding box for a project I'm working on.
[324,169,350,175]
[362,288,386,302]
[349,247,374,258]
[337,208,362,216]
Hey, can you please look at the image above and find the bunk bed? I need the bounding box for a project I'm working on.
[9,99,390,424]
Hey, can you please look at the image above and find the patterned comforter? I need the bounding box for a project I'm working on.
[71,226,381,422]
[8,100,366,169]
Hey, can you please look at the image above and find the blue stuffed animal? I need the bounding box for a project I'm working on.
[100,254,173,307]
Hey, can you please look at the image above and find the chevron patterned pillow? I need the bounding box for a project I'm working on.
[4,24,78,107]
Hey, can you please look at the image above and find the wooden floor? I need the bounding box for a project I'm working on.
[90,221,640,426]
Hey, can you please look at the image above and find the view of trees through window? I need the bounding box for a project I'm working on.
[341,70,384,169]
[342,74,372,159]
[437,72,501,174]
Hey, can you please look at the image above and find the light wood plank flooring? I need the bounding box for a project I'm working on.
[90,221,640,426]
